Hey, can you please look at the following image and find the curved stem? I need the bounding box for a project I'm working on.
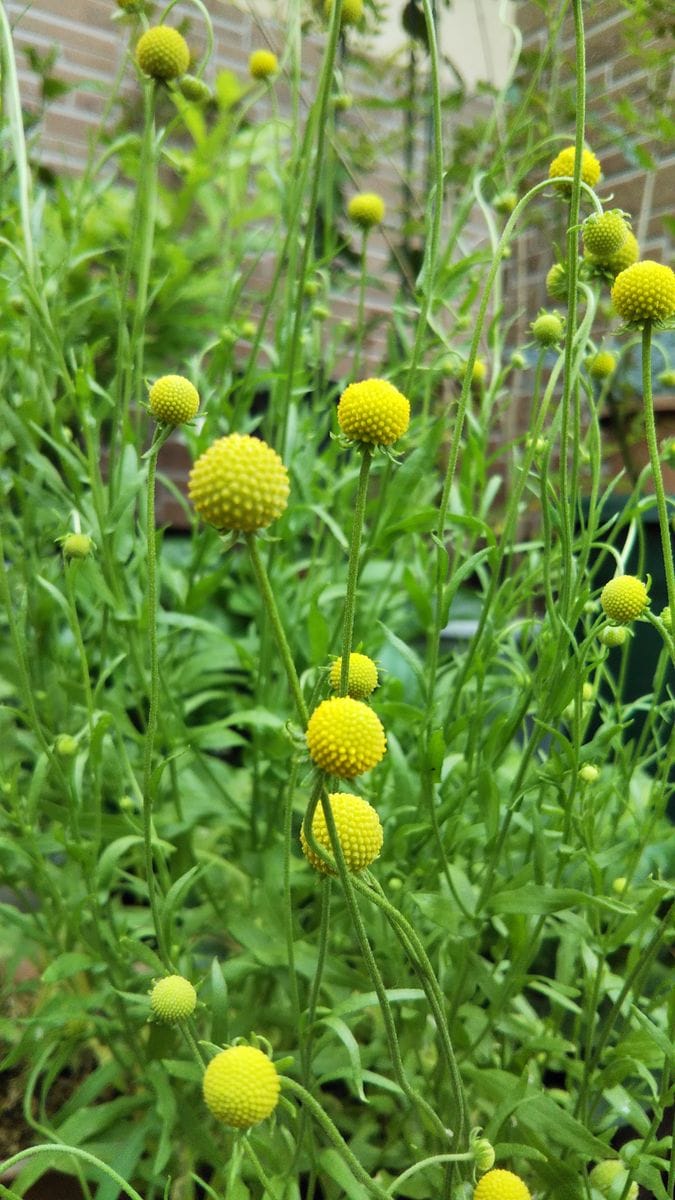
[142,430,171,964]
[281,1078,392,1200]
[340,451,373,693]
[386,1152,474,1195]
[0,1147,145,1200]
[245,534,308,725]
[642,323,675,635]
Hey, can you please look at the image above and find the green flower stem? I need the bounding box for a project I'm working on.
[355,873,467,1153]
[142,427,172,966]
[304,876,332,1075]
[0,5,37,281]
[180,1019,207,1068]
[245,534,308,726]
[386,1152,476,1195]
[352,230,369,380]
[318,794,449,1143]
[642,323,675,636]
[281,1077,392,1200]
[283,757,304,1053]
[558,0,587,622]
[64,564,94,732]
[241,1139,283,1200]
[406,0,444,389]
[340,450,373,695]
[0,1146,145,1200]
[275,0,345,459]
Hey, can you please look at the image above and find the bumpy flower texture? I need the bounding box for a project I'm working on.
[348,192,385,228]
[531,312,564,347]
[588,351,616,379]
[329,653,379,699]
[548,145,601,190]
[136,27,190,81]
[301,792,383,873]
[600,575,649,624]
[337,378,410,446]
[249,50,278,79]
[612,261,675,326]
[203,1045,280,1128]
[582,211,630,259]
[150,975,197,1022]
[473,1170,532,1200]
[189,434,289,532]
[325,0,364,26]
[148,375,200,425]
[306,696,386,778]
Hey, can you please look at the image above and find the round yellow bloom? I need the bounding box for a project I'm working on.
[203,1045,280,1128]
[301,792,383,873]
[189,434,290,532]
[473,1169,531,1200]
[600,575,649,624]
[548,145,601,191]
[150,975,197,1022]
[582,211,630,259]
[136,27,190,81]
[337,378,410,446]
[347,192,385,228]
[329,653,379,699]
[325,0,363,26]
[306,696,386,778]
[588,350,616,379]
[249,50,278,79]
[589,1161,637,1200]
[62,533,94,559]
[546,263,568,301]
[612,260,675,326]
[148,375,200,425]
[531,312,564,346]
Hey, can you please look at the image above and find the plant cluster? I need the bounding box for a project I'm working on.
[0,3,673,1200]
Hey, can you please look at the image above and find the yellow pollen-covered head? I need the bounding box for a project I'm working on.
[548,145,601,191]
[600,575,649,624]
[203,1045,280,1128]
[611,260,675,326]
[306,696,386,778]
[189,434,290,533]
[337,378,410,446]
[301,792,383,873]
[148,375,200,425]
[473,1169,532,1200]
[329,653,379,699]
[136,26,190,81]
[347,192,386,228]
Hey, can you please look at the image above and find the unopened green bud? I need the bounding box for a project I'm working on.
[55,734,78,757]
[62,533,94,560]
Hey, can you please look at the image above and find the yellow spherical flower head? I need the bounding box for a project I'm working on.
[586,230,640,278]
[337,379,410,447]
[62,533,94,560]
[548,145,601,192]
[325,0,364,26]
[150,975,197,1023]
[588,350,616,379]
[589,1161,638,1200]
[473,1169,531,1200]
[189,434,290,533]
[148,375,200,425]
[348,192,385,229]
[136,27,190,81]
[249,50,278,80]
[203,1045,280,1128]
[301,792,383,873]
[329,653,379,699]
[612,260,675,326]
[600,575,649,624]
[306,696,386,778]
[582,211,630,260]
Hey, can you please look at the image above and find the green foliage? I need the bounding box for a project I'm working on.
[0,2,674,1199]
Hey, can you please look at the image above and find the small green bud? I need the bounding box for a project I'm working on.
[599,625,628,648]
[311,304,331,321]
[510,351,527,369]
[493,190,517,214]
[179,74,212,103]
[612,876,628,895]
[55,734,78,757]
[531,311,565,347]
[579,763,600,783]
[62,533,94,560]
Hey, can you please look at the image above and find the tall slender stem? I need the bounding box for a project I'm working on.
[245,534,308,725]
[642,323,675,634]
[340,451,373,693]
[142,431,170,964]
[352,230,369,379]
